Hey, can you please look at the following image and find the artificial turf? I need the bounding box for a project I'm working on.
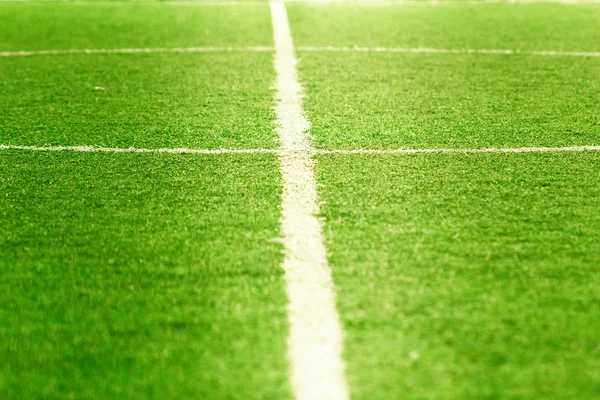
[287,3,600,51]
[290,2,600,150]
[0,2,272,51]
[2,0,600,399]
[0,52,277,149]
[316,152,600,399]
[0,152,292,400]
[297,52,600,149]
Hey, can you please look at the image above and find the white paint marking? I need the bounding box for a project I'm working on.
[3,46,598,58]
[315,145,600,154]
[157,0,270,4]
[0,46,273,57]
[270,2,350,400]
[0,145,278,154]
[3,0,600,3]
[146,0,269,4]
[2,144,600,155]
[298,46,600,57]
[285,0,600,4]
[0,0,268,4]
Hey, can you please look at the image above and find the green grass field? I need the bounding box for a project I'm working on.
[1,1,599,399]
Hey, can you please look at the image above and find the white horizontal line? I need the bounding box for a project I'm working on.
[297,46,600,57]
[0,145,279,154]
[316,145,600,154]
[142,1,269,4]
[2,144,600,155]
[286,0,600,4]
[0,1,269,4]
[2,46,598,58]
[0,46,273,57]
[3,0,599,4]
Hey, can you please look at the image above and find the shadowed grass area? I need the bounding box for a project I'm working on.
[0,151,292,400]
[317,152,600,400]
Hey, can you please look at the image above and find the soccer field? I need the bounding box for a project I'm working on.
[1,1,599,399]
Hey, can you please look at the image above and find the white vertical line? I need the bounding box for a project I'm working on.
[270,2,350,400]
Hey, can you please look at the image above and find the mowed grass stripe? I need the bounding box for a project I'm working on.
[270,1,349,399]
[0,152,293,399]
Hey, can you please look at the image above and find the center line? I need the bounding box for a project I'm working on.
[270,2,350,400]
